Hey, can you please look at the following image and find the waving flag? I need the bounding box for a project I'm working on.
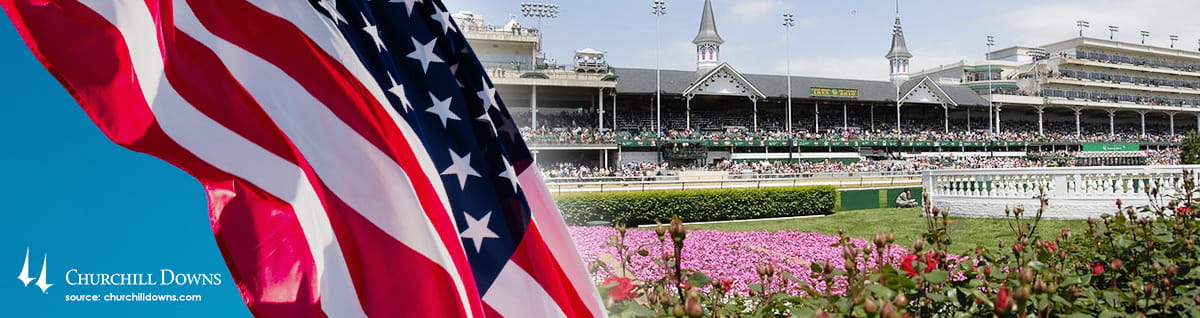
[1,0,604,317]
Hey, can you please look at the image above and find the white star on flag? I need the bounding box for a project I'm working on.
[406,37,443,73]
[386,73,412,112]
[430,7,457,35]
[440,149,480,190]
[459,211,499,253]
[318,0,347,24]
[361,14,386,51]
[476,77,499,111]
[497,156,518,192]
[425,92,459,127]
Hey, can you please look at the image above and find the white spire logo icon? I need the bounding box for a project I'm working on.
[16,248,52,293]
[16,247,34,287]
[34,253,53,293]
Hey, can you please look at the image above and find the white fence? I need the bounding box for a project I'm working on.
[922,165,1200,219]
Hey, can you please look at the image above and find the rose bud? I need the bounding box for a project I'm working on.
[863,299,879,314]
[1092,263,1105,276]
[1019,267,1034,284]
[893,293,907,308]
[1111,259,1122,271]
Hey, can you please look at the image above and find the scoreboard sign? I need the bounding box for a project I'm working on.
[809,87,859,99]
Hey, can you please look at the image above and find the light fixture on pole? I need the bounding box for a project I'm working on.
[986,35,995,133]
[1075,20,1089,37]
[783,13,794,133]
[520,2,559,68]
[1170,35,1179,48]
[651,0,666,138]
[1140,30,1150,44]
[1108,25,1119,40]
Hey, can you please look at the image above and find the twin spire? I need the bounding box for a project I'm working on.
[687,0,912,81]
[693,0,722,75]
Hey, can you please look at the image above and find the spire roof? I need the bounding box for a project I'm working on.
[692,0,724,44]
[885,11,912,59]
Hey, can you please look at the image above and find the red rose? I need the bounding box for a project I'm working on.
[994,287,1011,312]
[923,252,940,273]
[1092,263,1105,276]
[1177,206,1193,217]
[900,254,919,277]
[602,276,636,300]
[1045,241,1056,253]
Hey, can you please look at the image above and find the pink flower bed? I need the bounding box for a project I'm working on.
[569,226,911,295]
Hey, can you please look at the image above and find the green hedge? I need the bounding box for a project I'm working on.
[554,186,836,226]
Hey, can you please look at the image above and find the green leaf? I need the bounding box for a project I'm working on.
[617,303,658,317]
[924,271,949,284]
[867,285,895,299]
[686,272,712,287]
[635,249,649,256]
[748,283,763,294]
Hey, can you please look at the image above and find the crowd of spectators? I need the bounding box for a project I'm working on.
[539,149,1182,179]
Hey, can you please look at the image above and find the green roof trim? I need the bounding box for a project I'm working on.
[964,67,1003,73]
[967,83,1019,89]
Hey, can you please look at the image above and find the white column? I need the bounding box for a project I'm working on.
[685,95,692,131]
[1080,108,1089,135]
[752,97,759,131]
[1170,112,1177,136]
[870,105,875,131]
[994,104,1002,133]
[814,102,820,132]
[598,88,605,130]
[1140,111,1147,136]
[531,85,538,129]
[1035,107,1044,135]
[1108,110,1116,136]
[843,104,848,131]
[943,105,950,133]
[612,93,617,131]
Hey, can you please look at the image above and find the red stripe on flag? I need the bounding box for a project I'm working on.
[0,1,326,317]
[510,222,595,317]
[179,4,483,315]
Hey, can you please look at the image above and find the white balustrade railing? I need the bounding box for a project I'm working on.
[922,165,1200,219]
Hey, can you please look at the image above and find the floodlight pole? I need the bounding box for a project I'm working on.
[783,13,794,133]
[652,0,666,139]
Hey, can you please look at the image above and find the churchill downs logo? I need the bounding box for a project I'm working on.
[16,247,223,295]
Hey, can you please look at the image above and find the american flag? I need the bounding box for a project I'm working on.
[1,0,604,317]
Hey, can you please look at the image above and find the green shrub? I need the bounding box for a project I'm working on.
[554,186,836,226]
[1183,130,1200,164]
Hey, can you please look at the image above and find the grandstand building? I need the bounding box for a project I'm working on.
[912,36,1200,137]
[457,2,1186,171]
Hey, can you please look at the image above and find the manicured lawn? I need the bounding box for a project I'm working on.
[686,208,1089,254]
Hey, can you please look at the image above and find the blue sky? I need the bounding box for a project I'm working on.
[448,0,1200,80]
[0,0,1195,316]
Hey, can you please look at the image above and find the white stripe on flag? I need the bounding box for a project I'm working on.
[518,167,607,317]
[484,261,569,318]
[76,1,367,316]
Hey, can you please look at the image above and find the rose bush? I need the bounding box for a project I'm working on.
[578,169,1200,317]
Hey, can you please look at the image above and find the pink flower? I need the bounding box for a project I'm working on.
[1092,263,1105,276]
